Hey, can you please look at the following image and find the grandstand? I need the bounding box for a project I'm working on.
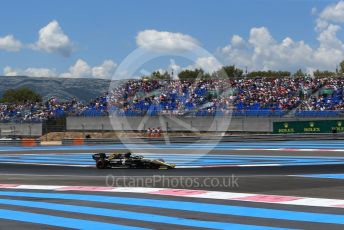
[1,76,344,123]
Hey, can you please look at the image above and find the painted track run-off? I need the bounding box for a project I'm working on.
[0,140,344,229]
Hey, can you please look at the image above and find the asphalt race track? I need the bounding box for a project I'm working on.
[0,140,344,229]
[1,164,344,198]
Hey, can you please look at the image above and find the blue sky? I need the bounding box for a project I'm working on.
[0,0,343,78]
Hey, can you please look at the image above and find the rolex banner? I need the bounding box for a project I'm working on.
[273,120,344,134]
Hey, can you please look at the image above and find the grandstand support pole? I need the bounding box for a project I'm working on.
[45,124,48,141]
[215,120,218,132]
[82,124,85,138]
[29,125,32,137]
[101,124,104,137]
[62,126,66,140]
[269,119,272,133]
[242,119,244,132]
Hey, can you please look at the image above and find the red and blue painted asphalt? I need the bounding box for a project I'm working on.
[0,184,343,229]
[0,140,343,229]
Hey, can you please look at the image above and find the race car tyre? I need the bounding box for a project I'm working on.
[96,160,107,169]
[158,159,165,162]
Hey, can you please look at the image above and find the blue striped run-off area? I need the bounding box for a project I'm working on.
[0,190,343,229]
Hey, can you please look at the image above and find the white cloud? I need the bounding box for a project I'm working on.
[136,29,199,51]
[32,20,73,57]
[317,24,343,49]
[216,1,344,72]
[219,20,344,72]
[313,24,344,68]
[187,56,222,73]
[60,59,91,78]
[249,27,275,50]
[3,66,57,78]
[169,59,181,79]
[230,35,246,48]
[319,0,344,23]
[92,59,117,78]
[316,1,344,31]
[4,59,117,79]
[60,59,117,79]
[315,19,329,31]
[0,35,22,52]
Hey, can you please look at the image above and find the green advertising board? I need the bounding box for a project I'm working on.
[273,120,344,134]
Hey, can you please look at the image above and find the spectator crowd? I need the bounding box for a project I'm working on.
[1,77,344,123]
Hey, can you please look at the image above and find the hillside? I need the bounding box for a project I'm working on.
[0,76,111,102]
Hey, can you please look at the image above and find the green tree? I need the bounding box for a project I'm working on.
[293,69,306,78]
[178,69,205,81]
[0,87,42,103]
[141,71,172,81]
[339,60,344,75]
[214,65,243,78]
[246,70,290,78]
[151,71,172,80]
[313,69,335,78]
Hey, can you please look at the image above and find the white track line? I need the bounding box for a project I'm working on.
[0,183,343,209]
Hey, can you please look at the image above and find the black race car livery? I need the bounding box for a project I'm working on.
[92,152,176,169]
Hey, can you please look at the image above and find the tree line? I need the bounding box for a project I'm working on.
[143,60,344,81]
[0,87,42,103]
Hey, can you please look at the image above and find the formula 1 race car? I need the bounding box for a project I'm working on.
[92,152,176,169]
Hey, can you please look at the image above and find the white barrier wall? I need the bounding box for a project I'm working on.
[67,116,344,133]
[66,116,273,132]
[0,123,42,137]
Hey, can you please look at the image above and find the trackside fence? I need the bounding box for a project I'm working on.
[0,138,40,146]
